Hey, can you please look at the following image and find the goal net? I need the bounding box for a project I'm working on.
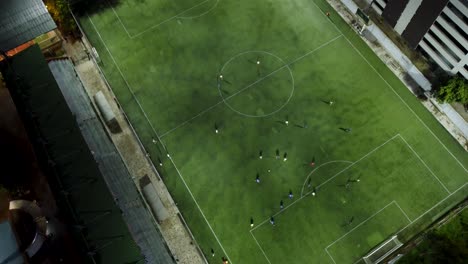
[363,235,403,264]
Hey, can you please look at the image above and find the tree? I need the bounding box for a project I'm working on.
[43,0,78,36]
[398,231,468,264]
[398,210,468,264]
[436,76,468,106]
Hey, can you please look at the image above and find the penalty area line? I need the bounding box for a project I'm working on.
[250,231,272,264]
[310,0,467,173]
[324,201,397,264]
[396,182,468,236]
[253,134,400,233]
[398,135,451,194]
[300,160,353,197]
[315,134,400,190]
[394,200,412,223]
[325,201,397,250]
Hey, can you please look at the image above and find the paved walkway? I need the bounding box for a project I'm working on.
[62,38,206,264]
[329,0,468,150]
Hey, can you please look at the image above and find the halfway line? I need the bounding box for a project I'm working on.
[160,35,343,138]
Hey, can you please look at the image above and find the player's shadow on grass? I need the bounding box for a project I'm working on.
[341,216,354,227]
[339,127,352,133]
[275,120,286,125]
[247,56,261,64]
[214,121,226,132]
[293,120,308,129]
[219,88,230,95]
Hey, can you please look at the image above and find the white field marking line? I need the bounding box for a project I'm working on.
[160,51,292,136]
[218,50,295,118]
[300,160,353,197]
[249,195,305,232]
[250,231,272,264]
[87,15,163,142]
[310,1,468,173]
[88,15,233,262]
[325,201,397,250]
[396,182,467,236]
[160,102,223,138]
[398,135,451,194]
[325,248,337,264]
[108,1,131,38]
[251,134,400,232]
[312,134,400,190]
[159,34,343,138]
[129,0,211,39]
[350,199,467,264]
[324,201,399,263]
[169,155,234,263]
[394,201,412,223]
[176,0,220,19]
[320,145,327,154]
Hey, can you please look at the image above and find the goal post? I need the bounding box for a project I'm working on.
[363,235,403,264]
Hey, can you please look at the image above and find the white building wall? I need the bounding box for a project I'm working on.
[371,0,387,15]
[429,24,464,58]
[418,0,468,79]
[394,0,423,34]
[451,0,468,17]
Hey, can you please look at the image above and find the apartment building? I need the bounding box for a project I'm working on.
[369,0,468,79]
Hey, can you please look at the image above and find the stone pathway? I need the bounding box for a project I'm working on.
[62,38,206,264]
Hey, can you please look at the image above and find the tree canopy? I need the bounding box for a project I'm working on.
[398,209,468,264]
[436,76,468,105]
[43,0,77,36]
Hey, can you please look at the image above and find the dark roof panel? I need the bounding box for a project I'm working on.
[382,0,409,28]
[401,0,449,49]
[0,0,56,52]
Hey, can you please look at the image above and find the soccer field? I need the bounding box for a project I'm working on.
[79,0,468,263]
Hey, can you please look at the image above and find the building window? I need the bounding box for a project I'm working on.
[433,21,468,54]
[447,2,468,25]
[374,1,384,11]
[422,38,454,68]
[427,30,461,61]
[440,12,468,41]
[455,0,468,11]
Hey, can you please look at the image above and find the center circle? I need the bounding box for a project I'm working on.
[218,51,294,117]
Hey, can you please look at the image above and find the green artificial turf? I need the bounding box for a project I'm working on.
[79,0,468,263]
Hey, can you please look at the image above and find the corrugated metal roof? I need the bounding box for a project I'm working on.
[0,0,56,52]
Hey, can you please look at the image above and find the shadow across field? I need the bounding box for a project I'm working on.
[71,0,121,16]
